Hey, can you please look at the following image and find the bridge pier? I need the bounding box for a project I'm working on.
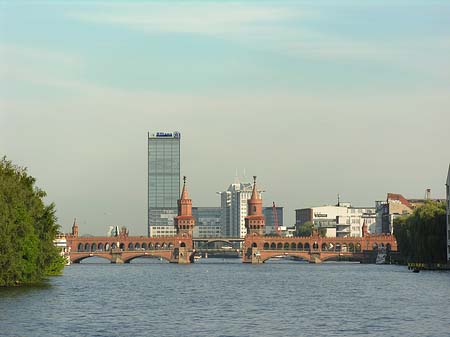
[111,250,124,264]
[309,253,322,264]
[243,247,263,264]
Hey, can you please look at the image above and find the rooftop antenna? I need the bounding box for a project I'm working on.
[243,168,246,180]
[337,193,340,206]
[234,168,239,184]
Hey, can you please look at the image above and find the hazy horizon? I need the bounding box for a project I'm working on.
[1,1,449,235]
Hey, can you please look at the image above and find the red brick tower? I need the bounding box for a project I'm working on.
[362,220,368,237]
[245,176,265,236]
[72,218,79,237]
[175,176,195,237]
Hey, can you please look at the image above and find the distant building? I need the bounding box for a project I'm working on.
[376,192,445,234]
[192,207,222,238]
[221,180,260,238]
[446,165,450,261]
[263,206,284,235]
[148,131,181,237]
[295,203,376,238]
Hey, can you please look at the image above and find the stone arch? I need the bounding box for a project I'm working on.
[156,243,161,249]
[77,243,83,252]
[111,243,117,249]
[142,243,147,250]
[128,243,134,250]
[91,243,97,252]
[277,243,282,250]
[355,243,361,252]
[321,243,327,251]
[313,241,319,250]
[168,243,174,249]
[252,242,257,248]
[98,243,104,251]
[264,242,269,250]
[119,243,125,250]
[105,243,110,251]
[342,244,348,252]
[180,242,186,248]
[72,255,112,264]
[291,243,296,250]
[297,243,303,251]
[162,243,168,249]
[349,243,355,252]
[135,243,140,249]
[84,243,90,252]
[386,243,392,251]
[335,243,341,252]
[304,243,310,251]
[270,242,276,250]
[148,243,154,250]
[372,243,378,251]
[284,243,290,250]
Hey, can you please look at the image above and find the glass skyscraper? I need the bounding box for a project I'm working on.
[148,131,181,236]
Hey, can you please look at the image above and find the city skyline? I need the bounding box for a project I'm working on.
[1,1,449,235]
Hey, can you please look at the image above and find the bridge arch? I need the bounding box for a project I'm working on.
[77,243,83,252]
[291,243,296,250]
[261,251,310,263]
[84,243,90,252]
[298,243,303,251]
[71,254,112,264]
[270,242,276,250]
[123,253,171,263]
[304,243,310,251]
[98,243,104,251]
[264,242,269,250]
[277,243,282,250]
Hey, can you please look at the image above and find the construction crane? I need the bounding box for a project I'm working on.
[272,201,281,235]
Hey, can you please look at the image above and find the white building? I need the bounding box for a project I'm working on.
[221,180,261,238]
[446,164,450,261]
[149,225,177,237]
[295,203,376,238]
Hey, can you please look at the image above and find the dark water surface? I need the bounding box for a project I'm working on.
[1,259,449,337]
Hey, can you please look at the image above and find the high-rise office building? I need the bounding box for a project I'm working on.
[148,131,181,237]
[220,180,262,238]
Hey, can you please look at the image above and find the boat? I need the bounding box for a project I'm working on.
[53,234,71,265]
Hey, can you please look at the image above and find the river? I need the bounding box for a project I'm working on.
[1,258,449,337]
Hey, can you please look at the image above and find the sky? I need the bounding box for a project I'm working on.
[1,0,449,236]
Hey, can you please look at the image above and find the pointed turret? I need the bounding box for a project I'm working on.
[175,176,195,236]
[245,176,265,236]
[362,220,368,237]
[72,218,79,237]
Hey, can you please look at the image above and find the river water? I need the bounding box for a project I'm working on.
[1,258,449,337]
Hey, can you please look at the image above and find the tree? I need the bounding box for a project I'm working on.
[393,201,446,263]
[297,221,327,237]
[0,157,65,286]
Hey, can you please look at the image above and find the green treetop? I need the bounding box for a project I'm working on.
[0,157,65,287]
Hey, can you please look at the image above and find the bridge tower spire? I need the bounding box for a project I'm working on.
[245,176,265,236]
[175,176,195,237]
[72,218,79,237]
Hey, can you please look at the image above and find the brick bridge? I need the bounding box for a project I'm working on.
[67,233,194,264]
[65,176,397,264]
[242,231,397,264]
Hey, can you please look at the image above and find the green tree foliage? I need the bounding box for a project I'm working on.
[297,221,326,237]
[393,201,447,263]
[0,157,65,286]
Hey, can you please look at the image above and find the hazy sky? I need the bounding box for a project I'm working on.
[1,1,449,235]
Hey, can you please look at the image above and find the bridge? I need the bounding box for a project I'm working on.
[64,176,397,264]
[242,231,397,263]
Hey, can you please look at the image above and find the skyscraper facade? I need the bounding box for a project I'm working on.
[220,180,262,238]
[148,131,181,236]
